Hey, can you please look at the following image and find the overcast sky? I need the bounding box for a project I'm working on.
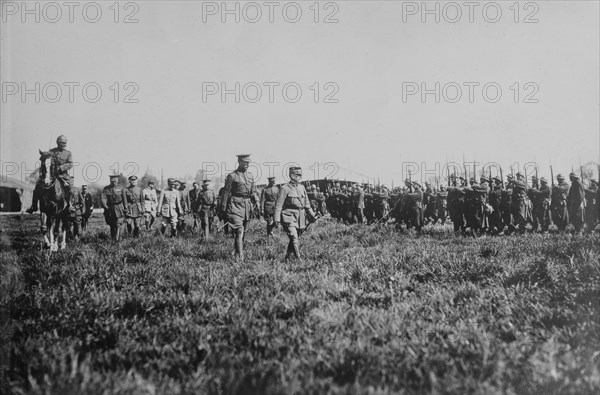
[2,0,598,186]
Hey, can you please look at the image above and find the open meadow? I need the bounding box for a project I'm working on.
[1,214,599,394]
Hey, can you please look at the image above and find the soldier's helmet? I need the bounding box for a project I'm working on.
[556,174,564,181]
[540,177,547,184]
[311,184,317,190]
[568,172,579,180]
[56,135,68,143]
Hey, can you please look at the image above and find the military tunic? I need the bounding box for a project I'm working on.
[220,170,258,229]
[551,182,570,231]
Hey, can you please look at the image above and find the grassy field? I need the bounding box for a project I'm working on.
[1,214,599,394]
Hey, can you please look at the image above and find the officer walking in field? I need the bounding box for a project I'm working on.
[198,180,216,240]
[157,178,183,238]
[125,176,144,237]
[220,154,259,261]
[101,174,129,242]
[189,182,201,230]
[274,166,317,261]
[260,177,279,236]
[142,181,158,230]
[80,185,94,231]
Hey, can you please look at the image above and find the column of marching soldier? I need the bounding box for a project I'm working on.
[26,136,600,260]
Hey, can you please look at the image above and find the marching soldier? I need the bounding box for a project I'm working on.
[529,176,551,233]
[80,184,94,231]
[260,177,279,236]
[500,175,513,233]
[401,180,423,232]
[220,154,259,261]
[189,182,201,230]
[125,176,144,237]
[567,172,585,234]
[487,177,503,234]
[198,180,216,239]
[101,174,128,242]
[27,134,74,214]
[551,174,570,232]
[464,177,489,236]
[435,185,448,225]
[510,172,530,234]
[157,178,183,237]
[584,179,598,232]
[142,181,158,230]
[274,166,317,260]
[447,175,466,234]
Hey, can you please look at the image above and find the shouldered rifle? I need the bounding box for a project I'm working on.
[550,165,555,187]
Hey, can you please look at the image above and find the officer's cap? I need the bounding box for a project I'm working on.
[203,179,211,184]
[267,177,275,181]
[109,174,119,179]
[237,154,251,163]
[148,181,155,185]
[56,134,67,143]
[289,166,302,176]
[569,172,579,179]
[128,175,138,181]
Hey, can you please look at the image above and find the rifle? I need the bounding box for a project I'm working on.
[408,170,413,193]
[500,166,504,188]
[550,165,555,187]
[535,164,539,187]
[447,163,450,187]
[488,165,492,186]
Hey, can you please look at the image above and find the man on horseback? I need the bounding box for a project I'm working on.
[26,135,73,214]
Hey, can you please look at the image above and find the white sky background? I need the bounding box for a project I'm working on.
[1,0,599,186]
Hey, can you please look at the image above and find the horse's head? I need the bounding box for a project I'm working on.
[39,149,55,186]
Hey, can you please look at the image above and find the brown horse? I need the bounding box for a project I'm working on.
[38,150,69,251]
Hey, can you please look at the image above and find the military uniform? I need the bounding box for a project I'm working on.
[567,173,585,233]
[101,176,128,241]
[584,180,598,232]
[274,167,316,260]
[198,180,216,238]
[551,175,570,232]
[177,182,190,232]
[80,187,94,231]
[401,182,423,232]
[125,176,144,237]
[436,186,448,225]
[529,178,551,232]
[447,178,466,233]
[157,179,183,237]
[220,154,259,260]
[464,179,490,235]
[69,185,84,240]
[488,179,503,234]
[261,178,280,236]
[189,184,201,229]
[510,175,531,234]
[142,184,158,229]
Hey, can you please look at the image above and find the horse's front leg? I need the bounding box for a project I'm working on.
[40,212,51,249]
